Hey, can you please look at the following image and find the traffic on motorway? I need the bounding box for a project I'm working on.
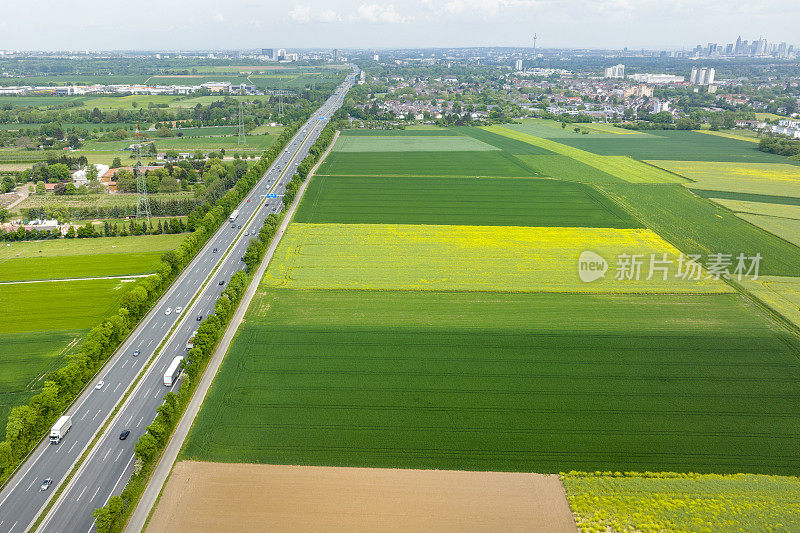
[0,68,357,533]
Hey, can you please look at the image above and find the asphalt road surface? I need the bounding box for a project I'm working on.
[0,69,356,533]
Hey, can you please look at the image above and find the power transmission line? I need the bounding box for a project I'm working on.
[134,124,151,223]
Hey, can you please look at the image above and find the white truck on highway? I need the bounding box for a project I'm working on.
[49,415,72,444]
[163,356,184,387]
[229,209,240,222]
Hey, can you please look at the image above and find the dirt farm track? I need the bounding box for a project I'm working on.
[146,462,577,532]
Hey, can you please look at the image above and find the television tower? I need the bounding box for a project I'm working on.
[134,124,151,223]
[533,34,537,57]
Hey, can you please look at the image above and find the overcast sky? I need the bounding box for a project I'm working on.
[2,0,798,51]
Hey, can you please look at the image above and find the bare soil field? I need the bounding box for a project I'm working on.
[147,461,577,533]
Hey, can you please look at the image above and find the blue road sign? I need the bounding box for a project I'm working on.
[266,193,278,198]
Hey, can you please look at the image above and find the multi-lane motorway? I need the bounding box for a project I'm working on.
[0,69,355,533]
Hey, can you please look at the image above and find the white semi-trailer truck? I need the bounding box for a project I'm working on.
[163,356,184,386]
[229,209,240,222]
[49,415,72,444]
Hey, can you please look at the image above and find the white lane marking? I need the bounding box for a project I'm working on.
[55,443,61,453]
[103,449,111,461]
[102,382,110,392]
[76,485,87,501]
[9,521,17,532]
[154,388,160,399]
[90,486,101,503]
[92,409,101,420]
[115,449,124,462]
[25,480,35,491]
[121,359,129,369]
[126,415,133,425]
[113,382,121,393]
[69,440,77,453]
[145,387,152,398]
[148,339,154,347]
[101,453,136,509]
[137,417,143,428]
[80,411,88,420]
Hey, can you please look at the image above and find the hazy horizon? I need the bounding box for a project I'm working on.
[0,0,797,51]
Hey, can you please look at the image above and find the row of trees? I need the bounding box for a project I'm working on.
[758,136,800,159]
[0,112,309,488]
[22,197,201,222]
[0,218,187,242]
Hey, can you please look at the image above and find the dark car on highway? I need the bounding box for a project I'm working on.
[119,430,130,440]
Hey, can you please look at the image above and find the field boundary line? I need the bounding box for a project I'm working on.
[126,131,340,533]
[0,274,150,285]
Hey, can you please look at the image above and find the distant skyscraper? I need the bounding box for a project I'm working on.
[261,48,274,59]
[373,54,380,61]
[332,49,339,61]
[515,59,523,71]
[277,48,287,61]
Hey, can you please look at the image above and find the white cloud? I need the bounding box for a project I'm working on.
[351,3,409,23]
[214,12,224,21]
[289,4,341,23]
[289,4,312,22]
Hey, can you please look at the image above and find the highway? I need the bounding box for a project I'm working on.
[0,69,356,533]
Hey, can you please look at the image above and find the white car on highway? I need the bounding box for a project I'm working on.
[175,306,183,314]
[95,381,104,390]
[165,307,172,315]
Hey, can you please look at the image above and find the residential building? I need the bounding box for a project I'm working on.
[604,64,625,79]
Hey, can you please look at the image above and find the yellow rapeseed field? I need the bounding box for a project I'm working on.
[484,125,686,183]
[261,223,730,293]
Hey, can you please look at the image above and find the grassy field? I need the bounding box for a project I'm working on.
[1,278,131,332]
[533,128,793,164]
[262,223,727,293]
[0,277,131,437]
[648,160,800,198]
[600,183,800,277]
[736,214,800,248]
[333,135,499,152]
[512,155,622,183]
[508,120,648,139]
[341,128,458,136]
[296,175,641,228]
[697,129,761,143]
[318,150,539,177]
[712,199,800,219]
[561,471,800,532]
[182,289,800,474]
[0,233,184,282]
[0,330,85,439]
[485,126,687,183]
